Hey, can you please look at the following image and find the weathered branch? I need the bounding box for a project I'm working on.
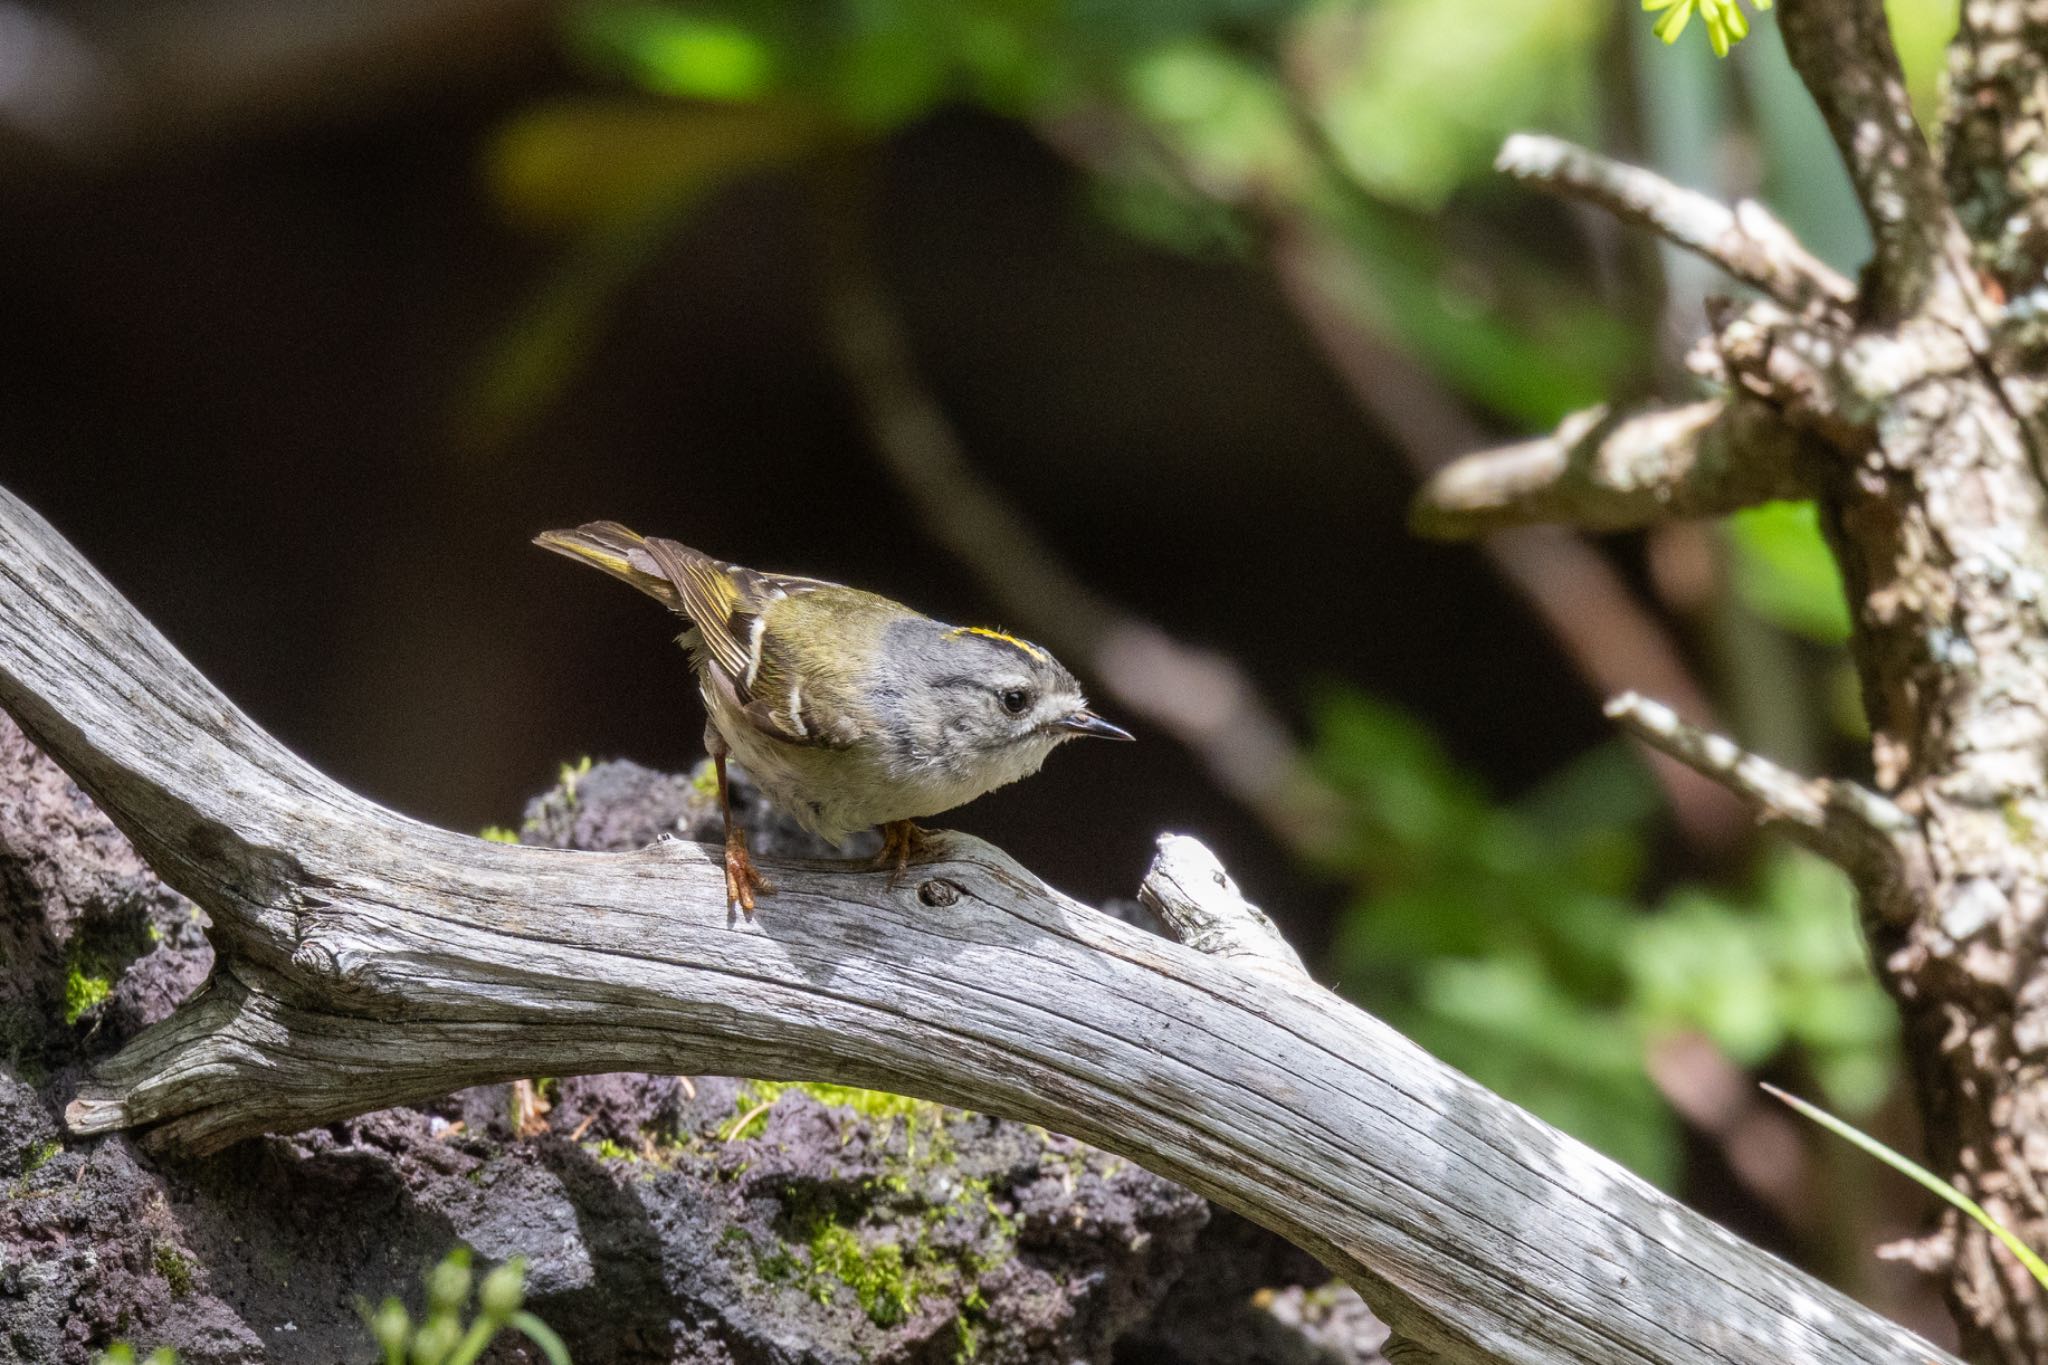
[1776,0,1985,326]
[1604,692,1916,886]
[1139,834,1307,980]
[1411,397,1817,538]
[1138,828,1449,1365]
[0,484,1961,1365]
[1494,134,1854,317]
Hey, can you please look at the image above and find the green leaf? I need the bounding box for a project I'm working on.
[511,1311,575,1365]
[1644,0,1773,52]
[572,5,776,100]
[1629,892,1782,1062]
[1883,0,1958,121]
[1726,500,1852,643]
[1124,40,1308,201]
[1316,686,1900,1187]
[1629,848,1897,1111]
[486,100,829,233]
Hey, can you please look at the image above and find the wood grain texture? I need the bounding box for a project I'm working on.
[0,483,1953,1365]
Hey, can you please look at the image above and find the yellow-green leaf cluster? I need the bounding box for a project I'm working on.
[1644,0,1772,56]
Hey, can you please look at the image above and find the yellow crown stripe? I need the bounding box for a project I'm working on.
[947,626,1047,662]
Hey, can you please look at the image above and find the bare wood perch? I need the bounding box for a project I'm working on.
[1138,833,1307,979]
[0,483,1954,1365]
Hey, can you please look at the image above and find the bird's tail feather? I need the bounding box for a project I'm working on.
[533,521,678,605]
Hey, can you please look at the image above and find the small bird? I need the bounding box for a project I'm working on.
[535,522,1133,914]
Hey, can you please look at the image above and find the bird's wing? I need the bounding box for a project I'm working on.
[737,614,867,748]
[635,538,855,747]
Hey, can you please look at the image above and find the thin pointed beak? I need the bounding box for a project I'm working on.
[1058,708,1135,741]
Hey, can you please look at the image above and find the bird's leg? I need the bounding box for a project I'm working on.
[510,1078,552,1137]
[716,753,773,916]
[872,820,936,887]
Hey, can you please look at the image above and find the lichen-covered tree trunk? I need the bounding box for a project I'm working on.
[1416,2,2048,1359]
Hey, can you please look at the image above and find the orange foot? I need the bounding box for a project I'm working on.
[511,1077,552,1137]
[725,829,774,918]
[872,820,936,887]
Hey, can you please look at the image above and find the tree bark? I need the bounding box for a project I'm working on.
[0,481,1959,1365]
[1415,2,2048,1358]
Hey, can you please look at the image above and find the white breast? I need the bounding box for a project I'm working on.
[703,676,1060,845]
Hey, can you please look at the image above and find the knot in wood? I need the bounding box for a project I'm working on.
[917,878,963,908]
[291,941,340,977]
[290,937,374,992]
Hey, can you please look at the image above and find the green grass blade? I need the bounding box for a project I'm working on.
[511,1311,573,1365]
[1762,1082,2048,1291]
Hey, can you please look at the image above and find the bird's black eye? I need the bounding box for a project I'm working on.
[1000,688,1031,715]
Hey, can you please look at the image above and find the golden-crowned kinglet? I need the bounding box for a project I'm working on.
[535,521,1133,914]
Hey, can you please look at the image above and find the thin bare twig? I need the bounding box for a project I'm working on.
[1605,691,1917,880]
[1412,397,1817,537]
[1495,134,1854,318]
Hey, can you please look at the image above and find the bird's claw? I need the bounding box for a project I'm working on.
[724,834,773,918]
[873,821,936,889]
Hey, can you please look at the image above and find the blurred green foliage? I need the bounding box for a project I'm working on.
[468,0,1956,443]
[1303,0,1602,204]
[1314,692,1896,1187]
[93,1251,570,1365]
[1887,0,1961,117]
[462,0,1645,443]
[367,1248,571,1365]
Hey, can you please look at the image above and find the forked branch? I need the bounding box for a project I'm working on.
[0,483,1952,1365]
[1495,134,1854,317]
